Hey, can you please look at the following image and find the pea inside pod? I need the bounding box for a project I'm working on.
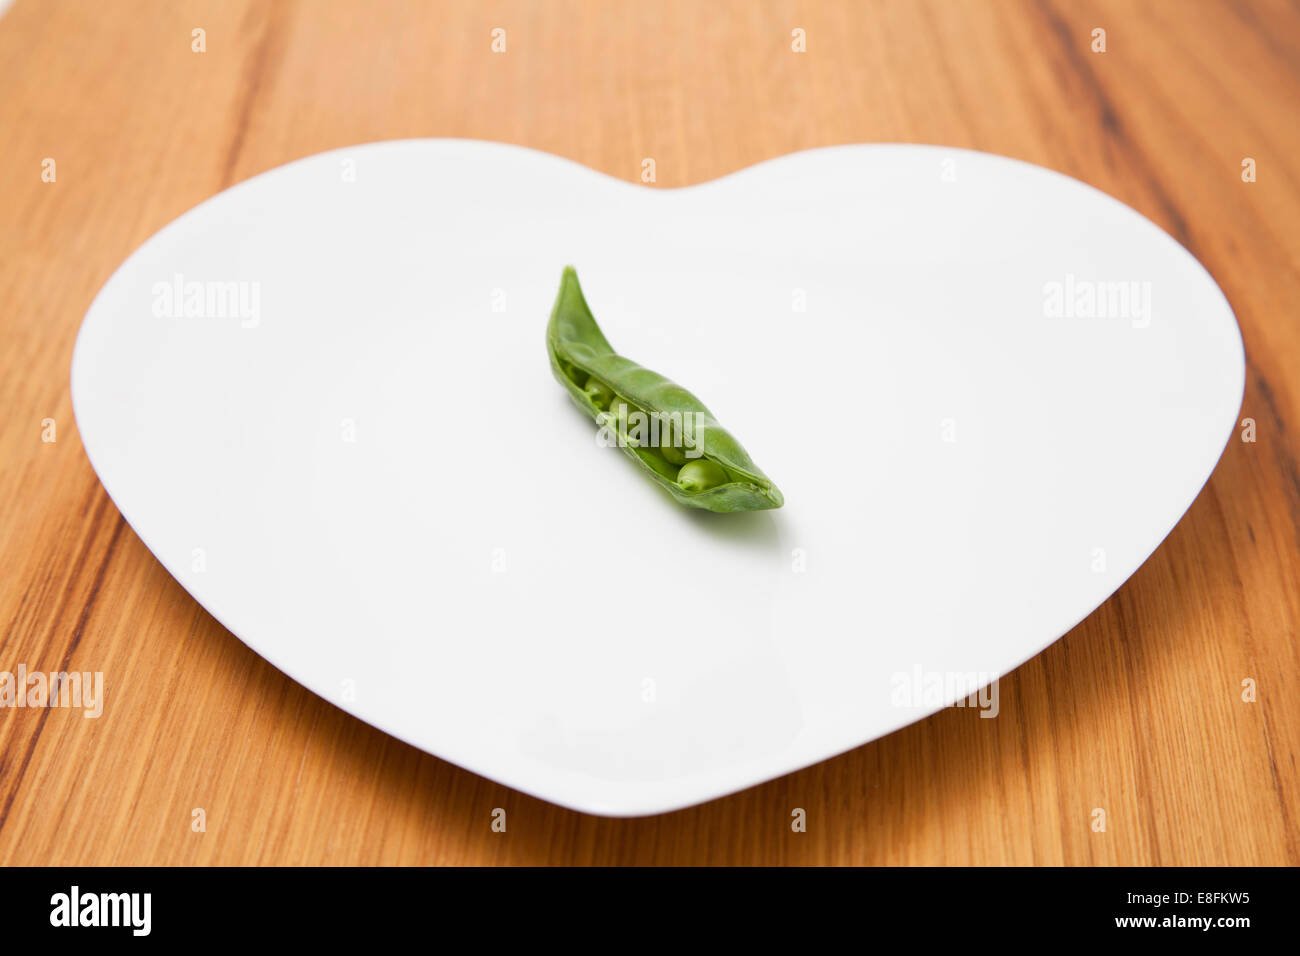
[583,377,614,410]
[676,459,730,493]
[546,266,783,513]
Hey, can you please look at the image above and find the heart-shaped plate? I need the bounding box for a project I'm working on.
[71,140,1244,815]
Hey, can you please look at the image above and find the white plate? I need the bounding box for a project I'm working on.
[71,140,1244,816]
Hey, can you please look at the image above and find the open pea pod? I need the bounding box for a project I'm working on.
[546,266,784,513]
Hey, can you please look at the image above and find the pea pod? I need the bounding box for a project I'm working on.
[546,266,784,513]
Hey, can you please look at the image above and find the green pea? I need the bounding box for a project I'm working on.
[546,266,783,513]
[583,376,614,410]
[676,459,729,494]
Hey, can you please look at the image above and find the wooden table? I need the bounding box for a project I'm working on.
[2,0,1297,866]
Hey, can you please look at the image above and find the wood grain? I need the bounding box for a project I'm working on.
[1,0,1297,865]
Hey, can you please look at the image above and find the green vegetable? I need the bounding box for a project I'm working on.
[546,266,784,513]
[609,398,641,445]
[583,377,614,410]
[660,443,687,466]
[676,459,729,493]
